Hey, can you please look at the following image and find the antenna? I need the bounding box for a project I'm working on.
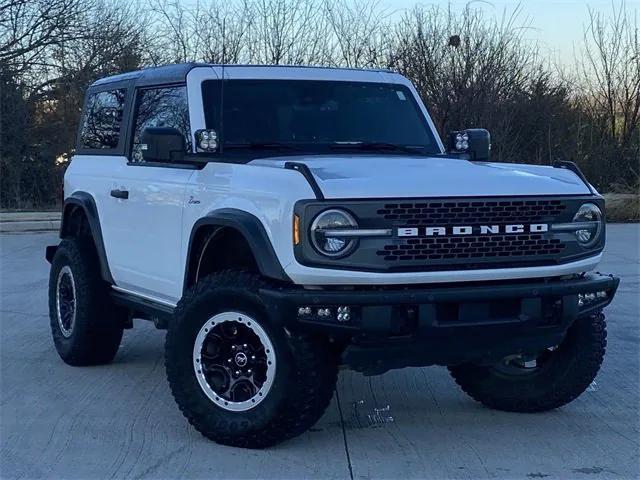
[219,18,226,155]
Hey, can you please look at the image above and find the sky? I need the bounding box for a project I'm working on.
[382,0,639,66]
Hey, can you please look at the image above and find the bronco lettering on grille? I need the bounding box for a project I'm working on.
[397,224,549,237]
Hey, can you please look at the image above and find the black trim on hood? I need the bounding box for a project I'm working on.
[553,161,595,195]
[284,161,325,200]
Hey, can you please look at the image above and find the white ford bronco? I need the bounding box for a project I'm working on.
[46,63,619,448]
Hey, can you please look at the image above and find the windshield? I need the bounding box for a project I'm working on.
[201,79,440,155]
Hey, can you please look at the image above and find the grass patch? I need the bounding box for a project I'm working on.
[604,193,640,222]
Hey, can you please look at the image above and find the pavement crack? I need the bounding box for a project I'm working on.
[335,388,354,480]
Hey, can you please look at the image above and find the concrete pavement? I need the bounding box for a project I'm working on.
[0,226,638,479]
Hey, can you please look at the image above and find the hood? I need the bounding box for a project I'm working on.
[250,155,591,199]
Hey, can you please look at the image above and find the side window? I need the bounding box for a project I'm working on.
[131,86,191,162]
[79,89,126,149]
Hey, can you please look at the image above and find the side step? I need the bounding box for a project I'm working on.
[110,290,174,329]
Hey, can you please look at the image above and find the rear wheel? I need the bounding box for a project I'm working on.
[449,312,606,412]
[48,239,124,365]
[165,271,338,448]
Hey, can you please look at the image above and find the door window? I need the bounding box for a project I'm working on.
[131,86,191,162]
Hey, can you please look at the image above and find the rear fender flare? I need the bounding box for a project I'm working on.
[60,192,114,284]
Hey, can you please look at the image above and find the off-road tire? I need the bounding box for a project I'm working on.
[48,238,124,365]
[448,311,606,412]
[165,270,338,449]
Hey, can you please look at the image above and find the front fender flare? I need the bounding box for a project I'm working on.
[184,209,291,292]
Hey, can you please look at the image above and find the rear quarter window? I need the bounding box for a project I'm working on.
[79,89,126,150]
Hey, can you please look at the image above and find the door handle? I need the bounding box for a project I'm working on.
[110,189,129,200]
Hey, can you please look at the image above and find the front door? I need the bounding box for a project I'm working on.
[104,85,194,303]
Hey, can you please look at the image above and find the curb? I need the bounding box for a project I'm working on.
[0,212,61,233]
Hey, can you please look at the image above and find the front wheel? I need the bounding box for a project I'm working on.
[165,271,338,448]
[449,311,607,412]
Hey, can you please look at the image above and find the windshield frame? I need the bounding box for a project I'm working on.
[200,78,442,158]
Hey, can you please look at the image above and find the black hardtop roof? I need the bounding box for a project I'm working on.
[89,62,395,88]
[90,62,201,88]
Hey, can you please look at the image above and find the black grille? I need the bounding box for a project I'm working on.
[377,234,566,262]
[294,195,600,273]
[376,199,566,226]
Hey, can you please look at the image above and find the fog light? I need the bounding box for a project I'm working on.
[578,291,605,308]
[298,306,312,316]
[317,308,332,317]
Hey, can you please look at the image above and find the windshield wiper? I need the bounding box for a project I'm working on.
[223,142,298,151]
[329,141,427,155]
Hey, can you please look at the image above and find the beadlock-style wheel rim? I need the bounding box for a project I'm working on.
[56,266,76,338]
[193,312,276,412]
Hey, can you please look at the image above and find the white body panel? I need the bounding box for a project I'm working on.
[173,159,601,304]
[250,156,591,198]
[66,156,192,303]
[65,65,603,306]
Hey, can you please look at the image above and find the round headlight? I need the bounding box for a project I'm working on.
[572,203,602,247]
[310,209,358,257]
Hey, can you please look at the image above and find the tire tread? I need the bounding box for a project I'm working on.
[48,238,123,366]
[448,312,607,413]
[166,270,337,448]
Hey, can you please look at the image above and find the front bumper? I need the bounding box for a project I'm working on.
[261,272,619,374]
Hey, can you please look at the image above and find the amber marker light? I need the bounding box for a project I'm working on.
[293,214,301,245]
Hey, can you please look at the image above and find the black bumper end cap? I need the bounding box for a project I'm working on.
[45,245,57,264]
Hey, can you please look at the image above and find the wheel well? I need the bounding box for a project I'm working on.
[187,226,259,288]
[61,205,92,240]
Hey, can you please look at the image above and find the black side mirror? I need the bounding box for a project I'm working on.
[140,127,186,163]
[448,128,491,161]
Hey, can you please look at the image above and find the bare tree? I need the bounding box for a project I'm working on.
[195,1,254,63]
[1,0,149,209]
[581,3,639,145]
[1,0,638,208]
[0,0,89,73]
[576,2,639,187]
[389,4,541,162]
[242,0,330,65]
[324,0,390,68]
